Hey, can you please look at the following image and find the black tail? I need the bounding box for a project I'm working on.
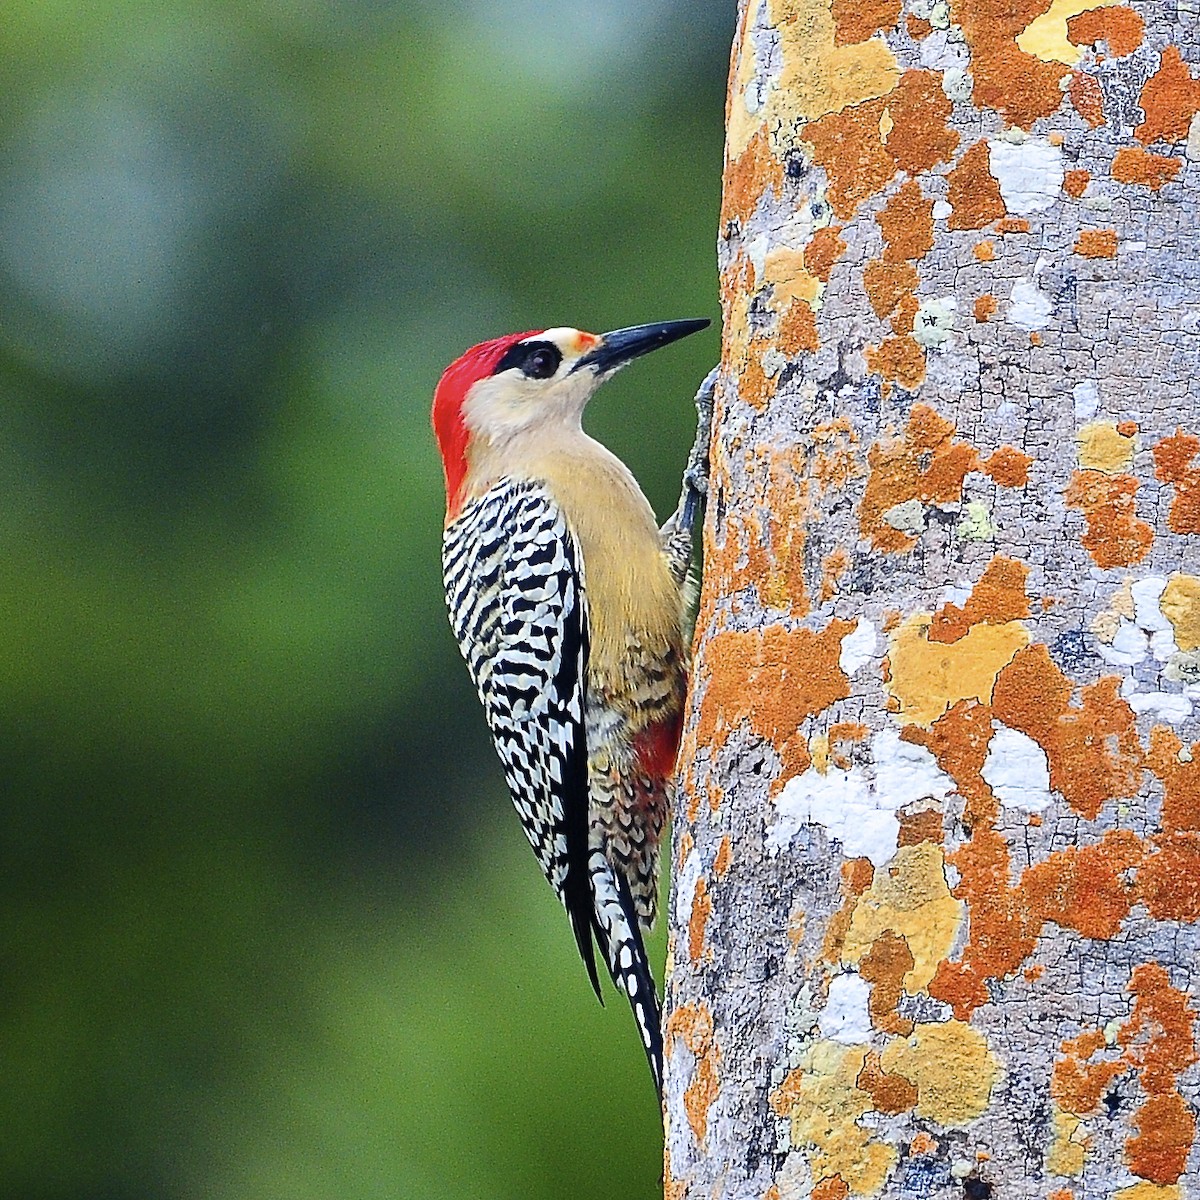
[588,848,663,1096]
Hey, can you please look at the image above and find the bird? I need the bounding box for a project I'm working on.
[432,319,715,1093]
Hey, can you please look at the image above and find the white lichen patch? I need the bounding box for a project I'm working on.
[1073,379,1100,420]
[839,618,878,676]
[769,729,955,866]
[819,972,873,1045]
[1009,277,1054,330]
[988,138,1064,215]
[981,724,1054,812]
[1120,677,1193,723]
[1096,619,1149,667]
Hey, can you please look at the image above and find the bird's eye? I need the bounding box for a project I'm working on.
[524,346,561,379]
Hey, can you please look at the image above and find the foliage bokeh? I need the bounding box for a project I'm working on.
[0,3,730,1197]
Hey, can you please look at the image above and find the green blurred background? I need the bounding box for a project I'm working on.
[0,3,729,1197]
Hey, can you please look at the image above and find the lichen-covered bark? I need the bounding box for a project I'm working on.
[665,2,1200,1197]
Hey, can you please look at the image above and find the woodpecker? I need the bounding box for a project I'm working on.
[433,320,715,1094]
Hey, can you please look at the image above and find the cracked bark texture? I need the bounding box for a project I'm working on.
[663,2,1200,1198]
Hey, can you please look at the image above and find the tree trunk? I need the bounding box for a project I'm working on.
[664,2,1200,1197]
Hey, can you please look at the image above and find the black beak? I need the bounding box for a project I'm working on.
[571,318,711,375]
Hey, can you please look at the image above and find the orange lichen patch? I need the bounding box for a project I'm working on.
[831,0,901,46]
[866,336,926,390]
[992,645,1142,820]
[857,1049,918,1113]
[884,69,959,175]
[907,13,932,38]
[947,142,1006,230]
[820,547,851,603]
[910,1132,938,1155]
[722,126,785,227]
[805,95,897,220]
[1112,146,1182,190]
[739,445,811,612]
[928,556,1031,644]
[897,807,944,846]
[1064,168,1091,197]
[688,876,712,962]
[663,1149,686,1200]
[1070,70,1107,128]
[878,179,935,262]
[1128,1096,1195,1186]
[828,721,868,768]
[811,1177,850,1200]
[1136,47,1200,145]
[1075,228,1118,257]
[1067,5,1144,57]
[859,930,916,1036]
[777,299,820,354]
[714,835,733,879]
[1152,430,1200,534]
[863,260,919,319]
[811,417,863,495]
[738,341,777,413]
[951,0,1067,128]
[694,620,853,777]
[975,294,997,322]
[984,445,1033,487]
[1025,963,1045,981]
[1026,830,1144,939]
[823,857,876,963]
[666,1002,721,1144]
[1145,727,1200,832]
[891,293,920,336]
[805,226,848,283]
[881,1020,1000,1124]
[997,216,1031,234]
[974,240,996,261]
[1054,1028,1127,1115]
[1122,964,1199,1185]
[860,404,983,551]
[1140,834,1200,922]
[1064,470,1154,568]
[1047,1191,1074,1200]
[1030,331,1043,346]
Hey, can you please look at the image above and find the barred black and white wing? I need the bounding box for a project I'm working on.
[442,480,600,998]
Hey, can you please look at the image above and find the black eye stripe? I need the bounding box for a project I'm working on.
[493,340,563,379]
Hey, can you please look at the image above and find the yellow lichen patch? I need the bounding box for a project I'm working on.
[665,1002,721,1145]
[767,0,901,125]
[764,245,821,312]
[1048,1107,1089,1175]
[880,1021,1000,1125]
[727,0,766,158]
[886,614,1030,726]
[1160,575,1200,651]
[1114,1186,1182,1200]
[774,1041,898,1194]
[840,842,964,993]
[1017,0,1124,66]
[1078,420,1136,473]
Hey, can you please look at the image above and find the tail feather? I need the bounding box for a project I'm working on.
[588,848,663,1096]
